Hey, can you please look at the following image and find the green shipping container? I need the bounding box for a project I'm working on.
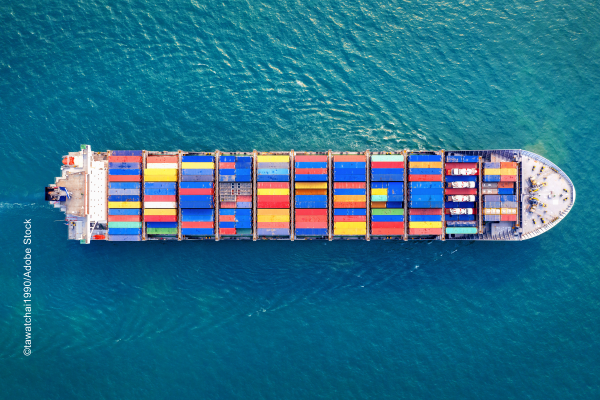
[372,208,404,215]
[147,228,178,235]
[445,227,478,234]
[107,222,142,228]
[371,155,404,162]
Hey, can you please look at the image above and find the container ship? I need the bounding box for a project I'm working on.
[45,146,575,243]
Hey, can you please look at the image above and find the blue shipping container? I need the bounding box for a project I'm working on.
[109,182,141,189]
[108,208,142,215]
[183,156,214,162]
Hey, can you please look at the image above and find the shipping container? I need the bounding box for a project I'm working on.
[408,228,443,235]
[445,227,478,234]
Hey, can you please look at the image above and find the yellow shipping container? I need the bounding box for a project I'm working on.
[334,195,366,202]
[257,209,289,215]
[144,209,177,215]
[295,182,328,189]
[500,168,517,175]
[408,221,442,229]
[334,222,366,229]
[144,169,178,176]
[335,228,367,235]
[371,188,387,195]
[108,201,141,209]
[182,162,214,169]
[257,155,289,162]
[144,176,177,182]
[484,168,501,175]
[501,208,517,215]
[257,215,290,222]
[257,188,289,195]
[410,161,442,168]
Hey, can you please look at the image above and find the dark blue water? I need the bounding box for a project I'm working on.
[1,0,599,398]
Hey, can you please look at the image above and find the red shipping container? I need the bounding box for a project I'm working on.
[295,168,327,175]
[445,188,477,195]
[108,156,142,163]
[296,209,327,215]
[371,162,404,169]
[333,182,366,189]
[372,222,404,229]
[334,215,366,222]
[220,202,236,208]
[219,215,235,222]
[409,228,443,235]
[501,175,517,182]
[258,182,289,189]
[500,162,518,168]
[237,195,252,202]
[219,228,236,235]
[333,202,367,208]
[296,221,328,229]
[257,202,290,209]
[147,156,178,163]
[182,221,213,228]
[333,155,366,162]
[219,162,235,169]
[109,175,140,182]
[445,163,478,169]
[410,208,442,215]
[144,195,176,202]
[501,214,517,221]
[257,222,289,228]
[180,188,214,195]
[372,228,404,235]
[144,215,177,222]
[497,182,514,188]
[296,155,327,162]
[108,215,142,222]
[296,216,327,222]
[408,175,443,182]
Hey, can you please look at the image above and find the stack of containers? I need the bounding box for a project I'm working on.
[144,155,178,237]
[219,155,253,236]
[180,155,215,236]
[295,155,328,237]
[107,150,142,241]
[408,154,443,235]
[333,155,367,236]
[370,154,405,236]
[444,154,479,234]
[257,155,290,236]
[483,162,518,223]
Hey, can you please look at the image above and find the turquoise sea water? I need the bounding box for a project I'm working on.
[1,0,599,398]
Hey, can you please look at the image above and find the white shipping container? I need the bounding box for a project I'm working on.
[483,208,501,215]
[146,163,178,169]
[144,202,177,209]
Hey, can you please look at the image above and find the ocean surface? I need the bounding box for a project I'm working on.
[1,0,599,398]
